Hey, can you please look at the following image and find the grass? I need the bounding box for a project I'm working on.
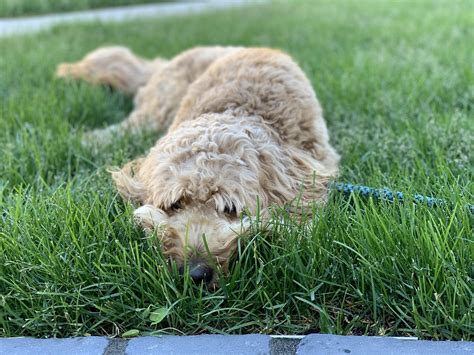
[0,0,168,18]
[0,0,473,340]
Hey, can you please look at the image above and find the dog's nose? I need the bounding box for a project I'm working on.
[189,262,213,284]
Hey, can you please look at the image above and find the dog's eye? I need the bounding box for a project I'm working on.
[224,204,237,215]
[170,201,182,210]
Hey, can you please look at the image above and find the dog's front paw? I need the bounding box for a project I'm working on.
[81,124,121,148]
[133,205,167,234]
[56,62,82,79]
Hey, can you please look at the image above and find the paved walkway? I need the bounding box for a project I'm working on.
[2,334,473,355]
[0,0,261,37]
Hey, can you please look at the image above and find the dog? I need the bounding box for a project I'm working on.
[57,46,340,288]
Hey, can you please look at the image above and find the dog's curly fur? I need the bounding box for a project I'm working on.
[57,46,340,287]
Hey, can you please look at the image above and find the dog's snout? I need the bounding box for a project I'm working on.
[178,261,213,284]
[188,262,213,284]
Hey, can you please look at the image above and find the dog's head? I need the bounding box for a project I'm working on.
[111,113,330,287]
[132,203,249,288]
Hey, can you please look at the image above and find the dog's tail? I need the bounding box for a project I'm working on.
[56,46,167,95]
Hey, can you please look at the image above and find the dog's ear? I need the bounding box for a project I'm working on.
[109,158,147,204]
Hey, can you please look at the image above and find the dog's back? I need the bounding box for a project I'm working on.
[172,47,339,175]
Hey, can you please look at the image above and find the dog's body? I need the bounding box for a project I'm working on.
[57,46,339,287]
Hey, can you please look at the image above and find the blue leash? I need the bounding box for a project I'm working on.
[331,182,474,214]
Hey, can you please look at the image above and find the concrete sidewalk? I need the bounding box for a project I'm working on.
[0,0,263,37]
[2,334,473,355]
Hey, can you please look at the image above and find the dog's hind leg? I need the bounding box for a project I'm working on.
[56,46,167,95]
[84,47,241,144]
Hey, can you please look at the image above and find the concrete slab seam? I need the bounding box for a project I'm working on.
[104,338,128,355]
[270,337,301,355]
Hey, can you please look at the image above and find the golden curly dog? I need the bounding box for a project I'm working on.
[57,46,340,287]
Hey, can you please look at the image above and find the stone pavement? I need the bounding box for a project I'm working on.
[0,0,263,37]
[2,334,473,355]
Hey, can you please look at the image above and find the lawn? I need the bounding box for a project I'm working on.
[0,0,472,340]
[0,0,167,18]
